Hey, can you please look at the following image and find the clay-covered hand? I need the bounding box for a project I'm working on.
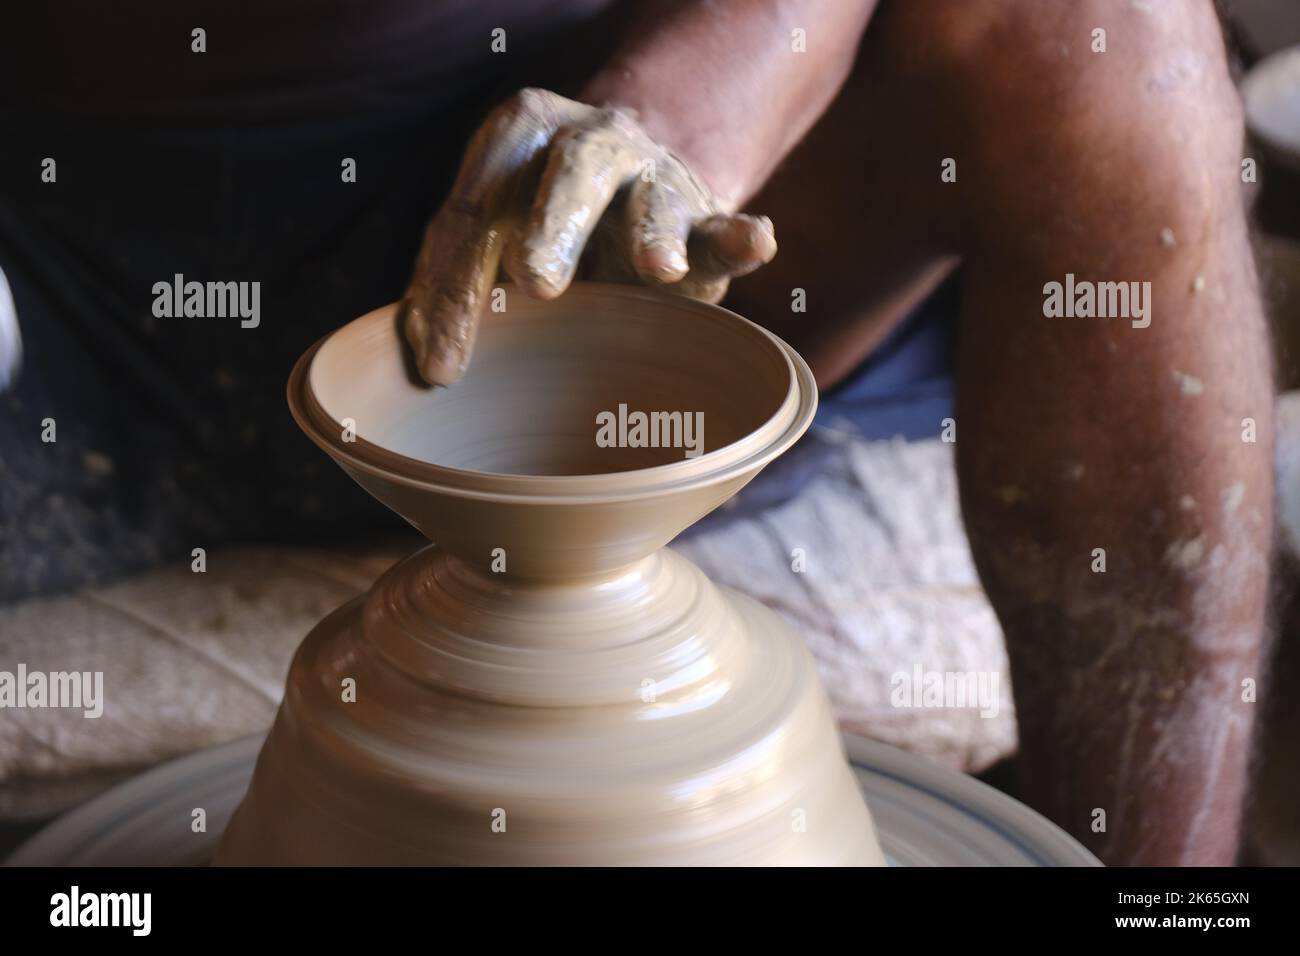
[401,88,777,386]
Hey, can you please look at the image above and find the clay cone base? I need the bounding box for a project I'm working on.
[216,285,886,865]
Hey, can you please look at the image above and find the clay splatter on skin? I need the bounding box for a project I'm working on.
[1171,369,1204,396]
[1146,47,1211,96]
[1180,711,1238,864]
[1164,535,1206,570]
[1220,481,1244,517]
[1142,672,1254,864]
[976,488,1267,860]
[1109,668,1151,828]
[401,90,776,387]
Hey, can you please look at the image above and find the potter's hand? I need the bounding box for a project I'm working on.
[401,88,777,386]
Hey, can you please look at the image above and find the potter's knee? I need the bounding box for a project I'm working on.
[902,0,1245,241]
[904,0,1242,141]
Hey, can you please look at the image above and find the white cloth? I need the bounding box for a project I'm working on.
[0,435,1020,820]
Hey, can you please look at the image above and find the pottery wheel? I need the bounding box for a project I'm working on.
[7,734,1099,867]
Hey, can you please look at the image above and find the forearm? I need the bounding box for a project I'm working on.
[961,200,1273,865]
[580,0,877,207]
[963,263,1273,864]
[953,2,1274,863]
[990,478,1271,867]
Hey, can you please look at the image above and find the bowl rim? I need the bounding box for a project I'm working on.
[287,283,819,504]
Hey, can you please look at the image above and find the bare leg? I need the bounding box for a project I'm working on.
[950,1,1271,865]
[738,0,1273,864]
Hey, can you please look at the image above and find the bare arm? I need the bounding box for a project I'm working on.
[582,0,878,207]
[402,0,877,385]
[951,0,1271,864]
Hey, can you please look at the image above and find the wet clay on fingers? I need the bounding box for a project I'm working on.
[216,284,884,865]
[401,89,777,386]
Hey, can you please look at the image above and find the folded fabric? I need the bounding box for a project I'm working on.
[0,434,1012,821]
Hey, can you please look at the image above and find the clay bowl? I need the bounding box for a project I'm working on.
[221,285,885,865]
[289,282,817,578]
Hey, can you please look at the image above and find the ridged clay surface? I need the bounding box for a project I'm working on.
[216,284,886,865]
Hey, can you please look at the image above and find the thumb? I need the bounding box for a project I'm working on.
[402,202,507,387]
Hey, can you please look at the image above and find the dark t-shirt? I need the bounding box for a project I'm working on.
[4,1,619,119]
[0,1,622,600]
[0,3,956,600]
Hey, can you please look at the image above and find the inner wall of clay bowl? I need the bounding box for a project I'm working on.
[308,291,792,477]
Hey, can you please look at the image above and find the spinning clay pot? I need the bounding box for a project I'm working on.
[216,283,886,865]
